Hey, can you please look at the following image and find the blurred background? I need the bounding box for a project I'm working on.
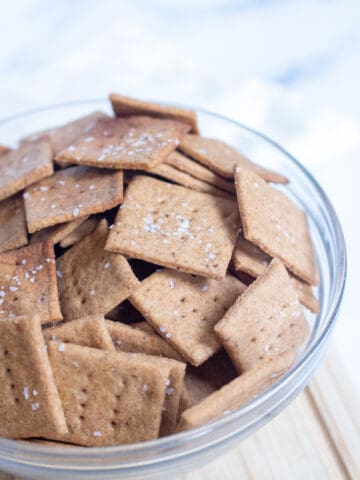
[0,0,358,388]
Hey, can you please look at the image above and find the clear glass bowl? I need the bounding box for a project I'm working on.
[0,100,346,480]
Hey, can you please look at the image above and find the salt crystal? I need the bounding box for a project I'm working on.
[143,384,148,392]
[23,387,30,400]
[58,343,66,352]
[73,207,80,217]
[31,402,40,411]
[93,431,102,437]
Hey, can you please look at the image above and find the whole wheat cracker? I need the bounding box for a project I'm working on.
[166,151,236,193]
[24,165,123,233]
[179,134,288,183]
[184,350,237,407]
[56,116,190,170]
[148,163,233,199]
[105,175,240,279]
[30,217,89,246]
[0,138,53,202]
[130,268,246,366]
[232,235,319,313]
[105,320,184,361]
[0,193,28,254]
[235,168,319,285]
[177,351,294,431]
[0,241,62,324]
[110,93,199,133]
[48,342,170,446]
[59,217,98,248]
[124,352,186,436]
[21,111,108,156]
[57,219,139,320]
[43,316,115,351]
[0,315,67,439]
[215,259,309,373]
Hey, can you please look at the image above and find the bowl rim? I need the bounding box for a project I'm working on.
[0,99,347,465]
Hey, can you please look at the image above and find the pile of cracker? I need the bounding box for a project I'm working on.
[0,93,319,447]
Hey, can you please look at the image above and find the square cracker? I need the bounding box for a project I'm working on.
[215,259,309,373]
[235,168,319,285]
[48,342,170,446]
[24,165,123,233]
[59,217,98,248]
[0,241,62,323]
[44,316,115,351]
[0,314,67,439]
[110,92,199,133]
[105,320,184,361]
[0,193,28,254]
[22,111,108,156]
[177,351,294,431]
[130,268,247,366]
[105,175,240,279]
[0,138,53,202]
[179,134,288,183]
[148,163,233,199]
[167,151,236,194]
[56,116,190,170]
[57,219,139,320]
[30,216,89,245]
[232,235,318,313]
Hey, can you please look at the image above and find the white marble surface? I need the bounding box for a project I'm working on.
[0,0,359,388]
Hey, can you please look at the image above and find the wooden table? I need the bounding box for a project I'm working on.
[2,348,359,480]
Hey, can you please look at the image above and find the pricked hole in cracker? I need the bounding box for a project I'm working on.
[192,308,197,313]
[113,408,119,415]
[14,397,19,403]
[6,367,11,373]
[251,337,257,343]
[110,421,117,427]
[10,384,15,390]
[80,403,86,408]
[277,333,282,339]
[213,296,218,303]
[81,298,86,305]
[180,297,186,303]
[290,323,295,328]
[81,388,87,394]
[79,415,85,421]
[4,349,9,356]
[13,296,19,303]
[259,355,264,360]
[260,327,265,333]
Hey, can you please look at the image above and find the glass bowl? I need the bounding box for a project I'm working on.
[0,100,346,480]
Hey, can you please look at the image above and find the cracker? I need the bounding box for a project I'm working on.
[148,163,233,199]
[22,111,108,156]
[215,259,309,373]
[24,165,123,233]
[56,116,190,170]
[0,138,53,202]
[0,314,67,439]
[0,241,62,324]
[30,217,89,245]
[44,316,115,351]
[167,151,236,193]
[0,144,10,156]
[105,175,240,279]
[177,351,294,431]
[48,342,170,446]
[59,216,98,248]
[130,268,246,366]
[235,168,319,285]
[232,236,318,313]
[184,350,237,407]
[0,193,28,254]
[57,219,139,320]
[110,92,199,133]
[179,134,288,183]
[105,320,184,361]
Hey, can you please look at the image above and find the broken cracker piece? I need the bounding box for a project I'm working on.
[56,116,190,170]
[0,314,67,439]
[215,259,309,373]
[59,217,98,248]
[0,193,28,254]
[177,351,294,431]
[106,320,184,361]
[105,175,240,279]
[235,168,319,285]
[0,241,62,323]
[167,151,236,193]
[179,134,288,183]
[110,93,199,133]
[0,138,53,202]
[57,219,139,320]
[24,165,123,233]
[48,342,170,446]
[130,268,246,366]
[44,316,115,351]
